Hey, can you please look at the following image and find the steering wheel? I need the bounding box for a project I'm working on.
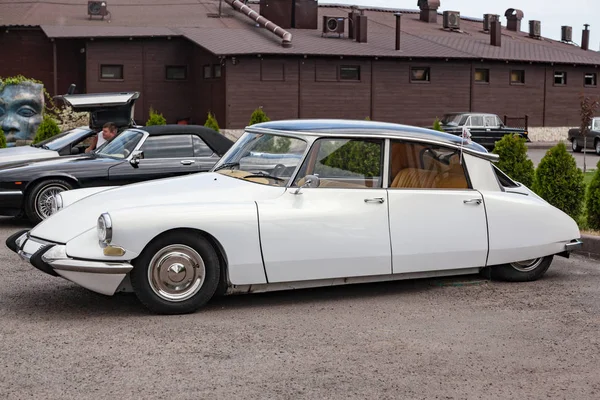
[272,163,286,177]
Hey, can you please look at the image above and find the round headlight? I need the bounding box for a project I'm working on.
[97,213,113,244]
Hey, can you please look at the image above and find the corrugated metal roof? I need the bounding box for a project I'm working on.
[1,0,600,65]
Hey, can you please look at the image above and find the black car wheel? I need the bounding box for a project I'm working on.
[488,255,553,282]
[25,179,73,224]
[572,138,582,153]
[595,139,600,156]
[130,231,220,315]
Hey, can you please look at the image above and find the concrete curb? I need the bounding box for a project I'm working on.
[574,234,600,260]
[526,142,561,150]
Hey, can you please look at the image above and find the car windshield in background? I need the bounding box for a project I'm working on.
[441,114,465,126]
[96,129,144,159]
[214,133,307,187]
[33,127,91,151]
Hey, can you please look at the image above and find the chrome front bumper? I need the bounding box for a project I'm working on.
[565,239,583,252]
[9,231,133,296]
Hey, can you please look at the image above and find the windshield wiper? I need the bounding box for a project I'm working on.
[243,171,285,182]
[214,162,240,172]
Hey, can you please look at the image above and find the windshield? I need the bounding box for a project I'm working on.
[96,129,144,159]
[440,114,465,126]
[213,132,308,187]
[33,128,92,151]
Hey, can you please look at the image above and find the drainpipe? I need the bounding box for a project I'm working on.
[224,0,292,48]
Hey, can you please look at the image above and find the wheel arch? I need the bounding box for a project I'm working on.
[24,174,80,194]
[137,227,230,296]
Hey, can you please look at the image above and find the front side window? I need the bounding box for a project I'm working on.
[440,114,466,126]
[293,138,383,189]
[389,141,470,189]
[214,133,307,187]
[97,129,144,159]
[484,115,499,127]
[140,135,194,158]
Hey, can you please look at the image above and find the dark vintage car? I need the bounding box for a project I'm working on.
[568,117,600,155]
[439,113,529,149]
[0,92,141,166]
[0,124,233,223]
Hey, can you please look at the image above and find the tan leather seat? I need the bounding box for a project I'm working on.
[391,168,440,188]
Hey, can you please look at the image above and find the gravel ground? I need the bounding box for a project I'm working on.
[1,217,599,400]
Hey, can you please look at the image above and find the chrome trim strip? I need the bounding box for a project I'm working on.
[47,259,133,275]
[245,127,500,162]
[0,191,24,196]
[565,239,583,252]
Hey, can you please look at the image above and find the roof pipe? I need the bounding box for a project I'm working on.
[223,0,292,48]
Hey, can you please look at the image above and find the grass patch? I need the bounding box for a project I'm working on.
[584,171,595,186]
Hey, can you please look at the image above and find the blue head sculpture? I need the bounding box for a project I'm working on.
[0,80,45,147]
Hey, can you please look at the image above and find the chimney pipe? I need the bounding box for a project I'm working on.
[504,8,524,32]
[491,17,501,47]
[356,14,368,43]
[418,0,440,24]
[348,6,358,39]
[224,0,292,48]
[395,13,402,50]
[582,24,590,50]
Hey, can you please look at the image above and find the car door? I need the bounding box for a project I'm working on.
[108,134,200,185]
[257,137,392,283]
[466,115,491,147]
[387,140,488,273]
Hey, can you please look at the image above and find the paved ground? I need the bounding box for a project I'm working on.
[1,218,600,399]
[528,146,599,170]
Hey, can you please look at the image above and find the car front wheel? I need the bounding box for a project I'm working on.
[595,139,600,156]
[25,179,73,224]
[572,139,582,153]
[130,231,220,315]
[489,255,554,282]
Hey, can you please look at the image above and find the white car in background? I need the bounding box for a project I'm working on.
[6,119,582,315]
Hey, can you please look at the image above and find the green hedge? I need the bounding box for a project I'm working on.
[32,114,60,144]
[586,161,600,230]
[0,128,5,148]
[204,112,220,132]
[492,134,535,187]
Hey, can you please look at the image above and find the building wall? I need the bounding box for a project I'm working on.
[56,39,86,96]
[0,28,54,91]
[192,45,225,128]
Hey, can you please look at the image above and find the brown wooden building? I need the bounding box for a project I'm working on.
[2,0,600,129]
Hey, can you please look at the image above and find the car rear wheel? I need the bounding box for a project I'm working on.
[595,139,600,155]
[130,232,220,315]
[25,179,73,224]
[572,139,582,153]
[489,255,553,282]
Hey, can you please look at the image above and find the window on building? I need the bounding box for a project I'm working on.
[389,141,469,189]
[585,73,597,87]
[475,69,490,83]
[510,70,525,84]
[411,67,431,82]
[140,135,194,158]
[554,71,567,85]
[339,66,361,81]
[203,65,212,79]
[166,66,187,81]
[100,65,123,80]
[213,64,222,78]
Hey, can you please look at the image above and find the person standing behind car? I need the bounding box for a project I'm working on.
[85,122,118,153]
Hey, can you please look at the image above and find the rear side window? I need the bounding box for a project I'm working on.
[193,136,214,157]
[493,165,519,188]
[141,135,193,158]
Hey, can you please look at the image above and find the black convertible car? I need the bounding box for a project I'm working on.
[0,125,233,223]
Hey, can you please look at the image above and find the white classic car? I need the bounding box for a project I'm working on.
[6,120,583,315]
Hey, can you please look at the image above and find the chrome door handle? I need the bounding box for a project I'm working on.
[364,197,385,204]
[181,160,196,165]
[464,198,482,205]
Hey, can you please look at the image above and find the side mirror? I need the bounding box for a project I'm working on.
[129,150,144,168]
[293,174,320,195]
[70,147,80,155]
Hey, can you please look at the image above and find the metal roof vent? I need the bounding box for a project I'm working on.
[483,14,499,32]
[582,24,590,50]
[561,26,573,42]
[418,0,440,23]
[88,1,109,20]
[529,20,541,39]
[505,8,524,32]
[443,11,460,30]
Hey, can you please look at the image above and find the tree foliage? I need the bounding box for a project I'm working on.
[32,114,61,144]
[204,112,220,132]
[533,142,585,220]
[0,128,6,149]
[249,107,270,126]
[586,160,600,230]
[432,117,444,132]
[146,107,167,126]
[492,134,535,187]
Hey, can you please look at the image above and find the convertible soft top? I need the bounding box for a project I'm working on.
[141,125,234,156]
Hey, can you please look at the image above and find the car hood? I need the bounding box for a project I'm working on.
[31,172,287,243]
[0,146,59,167]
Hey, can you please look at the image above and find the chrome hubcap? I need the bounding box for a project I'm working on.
[596,141,600,153]
[148,245,205,302]
[510,258,543,272]
[35,185,68,220]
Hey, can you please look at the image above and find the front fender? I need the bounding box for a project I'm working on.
[59,186,118,209]
[103,202,267,286]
